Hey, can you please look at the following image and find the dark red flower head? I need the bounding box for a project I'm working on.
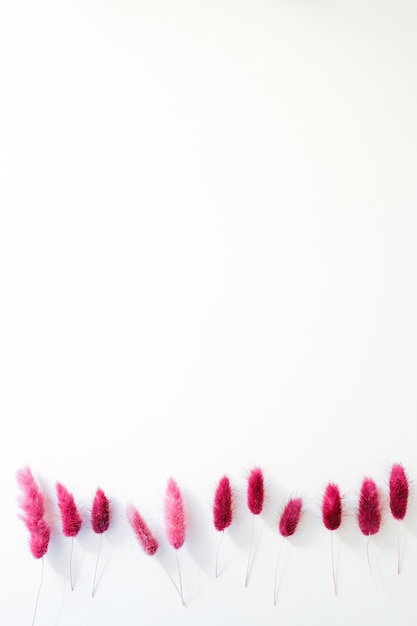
[358,478,381,536]
[247,468,264,516]
[56,482,83,537]
[322,483,342,531]
[389,464,409,521]
[91,488,111,534]
[279,498,302,537]
[213,476,233,532]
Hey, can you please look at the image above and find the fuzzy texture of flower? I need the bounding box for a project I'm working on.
[16,466,51,559]
[247,468,264,516]
[389,464,409,521]
[279,498,303,537]
[127,505,158,556]
[29,520,51,559]
[56,482,83,537]
[17,466,46,533]
[91,488,111,534]
[322,483,342,531]
[164,478,186,550]
[213,476,233,532]
[358,478,382,536]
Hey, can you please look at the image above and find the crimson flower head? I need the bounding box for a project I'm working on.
[358,478,381,536]
[213,476,233,532]
[322,483,342,531]
[247,467,264,516]
[389,464,409,521]
[56,482,83,537]
[279,498,303,537]
[91,488,111,534]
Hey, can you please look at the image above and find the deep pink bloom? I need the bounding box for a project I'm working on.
[56,482,83,537]
[213,476,233,532]
[164,478,186,550]
[29,520,51,559]
[91,488,111,534]
[127,506,158,556]
[322,483,342,531]
[16,466,51,559]
[389,464,409,521]
[247,468,264,515]
[279,498,302,537]
[358,478,381,535]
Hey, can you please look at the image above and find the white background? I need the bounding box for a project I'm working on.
[1,1,417,624]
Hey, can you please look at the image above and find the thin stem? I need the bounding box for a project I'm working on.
[215,530,225,578]
[158,558,187,606]
[330,531,337,595]
[366,536,379,593]
[92,534,103,597]
[397,521,401,575]
[273,537,284,606]
[32,557,44,626]
[175,550,186,607]
[70,537,74,591]
[244,515,255,587]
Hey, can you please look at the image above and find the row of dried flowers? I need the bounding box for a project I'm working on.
[16,463,409,621]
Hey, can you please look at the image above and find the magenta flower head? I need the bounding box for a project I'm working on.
[389,464,409,521]
[358,478,381,536]
[16,466,51,559]
[247,467,264,515]
[127,505,158,556]
[91,488,111,534]
[164,478,187,605]
[322,483,342,531]
[213,476,233,532]
[56,482,82,537]
[279,498,303,537]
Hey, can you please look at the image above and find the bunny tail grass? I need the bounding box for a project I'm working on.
[247,468,264,516]
[322,483,341,594]
[279,498,303,538]
[164,479,187,606]
[127,505,158,556]
[389,464,409,574]
[358,478,381,536]
[164,478,186,550]
[17,466,51,559]
[213,476,233,577]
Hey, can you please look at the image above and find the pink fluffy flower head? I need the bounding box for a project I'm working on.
[247,467,264,516]
[30,520,51,559]
[213,476,233,532]
[127,505,159,556]
[91,488,111,534]
[389,464,409,521]
[16,466,51,559]
[358,478,381,536]
[279,498,303,537]
[322,483,342,531]
[164,478,186,550]
[17,466,46,534]
[56,482,83,537]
